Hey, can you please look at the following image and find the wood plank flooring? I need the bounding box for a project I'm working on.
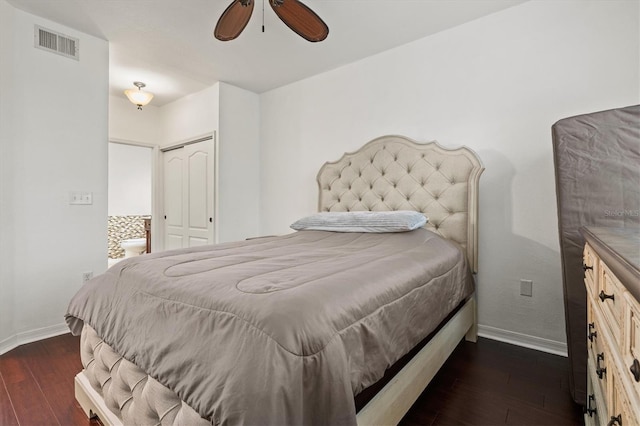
[400,339,585,425]
[0,334,584,425]
[0,333,87,426]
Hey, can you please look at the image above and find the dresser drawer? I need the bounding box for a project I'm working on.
[587,297,598,350]
[583,243,599,295]
[622,291,640,404]
[586,357,607,425]
[589,326,610,403]
[598,262,625,347]
[609,364,640,426]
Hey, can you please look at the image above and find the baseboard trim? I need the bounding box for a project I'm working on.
[0,334,18,356]
[478,324,568,357]
[0,323,70,356]
[1,323,568,358]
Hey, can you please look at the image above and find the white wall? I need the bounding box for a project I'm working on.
[0,1,109,353]
[259,0,640,350]
[160,85,220,147]
[217,82,261,242]
[0,0,17,346]
[109,95,162,145]
[108,143,152,216]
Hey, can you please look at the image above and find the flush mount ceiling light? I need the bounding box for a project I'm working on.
[124,81,154,110]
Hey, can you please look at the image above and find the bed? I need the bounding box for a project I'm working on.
[67,135,484,425]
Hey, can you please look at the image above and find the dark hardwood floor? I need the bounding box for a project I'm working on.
[400,339,584,425]
[0,334,584,425]
[0,333,87,426]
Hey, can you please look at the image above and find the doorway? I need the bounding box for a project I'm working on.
[107,142,153,265]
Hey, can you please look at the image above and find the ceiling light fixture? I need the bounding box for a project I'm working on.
[124,81,154,110]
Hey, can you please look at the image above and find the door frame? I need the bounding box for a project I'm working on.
[109,138,161,253]
[159,132,218,249]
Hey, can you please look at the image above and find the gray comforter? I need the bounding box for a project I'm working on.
[66,229,473,425]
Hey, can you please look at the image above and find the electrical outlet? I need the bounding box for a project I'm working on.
[82,271,93,282]
[520,279,533,297]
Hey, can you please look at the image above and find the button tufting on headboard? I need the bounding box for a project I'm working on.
[316,135,484,272]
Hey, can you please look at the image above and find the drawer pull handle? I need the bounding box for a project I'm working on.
[596,353,606,379]
[608,414,622,426]
[599,290,615,302]
[586,394,597,417]
[631,358,640,382]
[588,330,597,342]
[583,264,593,271]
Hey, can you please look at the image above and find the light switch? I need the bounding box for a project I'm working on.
[70,191,93,205]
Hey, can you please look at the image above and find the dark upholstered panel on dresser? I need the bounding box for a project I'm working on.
[552,105,640,405]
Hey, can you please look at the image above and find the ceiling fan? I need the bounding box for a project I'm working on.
[214,0,329,42]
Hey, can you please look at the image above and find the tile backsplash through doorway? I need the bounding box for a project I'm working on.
[108,215,148,259]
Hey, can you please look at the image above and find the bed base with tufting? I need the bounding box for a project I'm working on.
[75,297,476,426]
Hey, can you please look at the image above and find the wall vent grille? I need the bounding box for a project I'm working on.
[34,26,79,60]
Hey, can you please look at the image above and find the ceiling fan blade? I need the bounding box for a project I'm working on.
[270,0,329,42]
[214,0,255,41]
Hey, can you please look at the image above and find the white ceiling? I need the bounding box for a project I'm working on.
[8,0,527,106]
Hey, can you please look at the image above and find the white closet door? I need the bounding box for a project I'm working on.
[162,140,214,250]
[184,142,213,247]
[163,149,185,250]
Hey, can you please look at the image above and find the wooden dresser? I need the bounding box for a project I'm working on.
[581,227,640,426]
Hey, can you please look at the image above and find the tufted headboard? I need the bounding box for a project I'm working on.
[317,135,484,272]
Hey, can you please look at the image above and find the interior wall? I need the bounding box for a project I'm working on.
[160,85,220,147]
[0,2,109,353]
[259,0,640,349]
[0,0,16,346]
[109,95,161,145]
[217,82,261,242]
[108,143,152,216]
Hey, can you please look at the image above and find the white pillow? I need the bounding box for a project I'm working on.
[290,211,427,233]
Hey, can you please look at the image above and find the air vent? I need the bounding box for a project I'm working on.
[34,26,79,60]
